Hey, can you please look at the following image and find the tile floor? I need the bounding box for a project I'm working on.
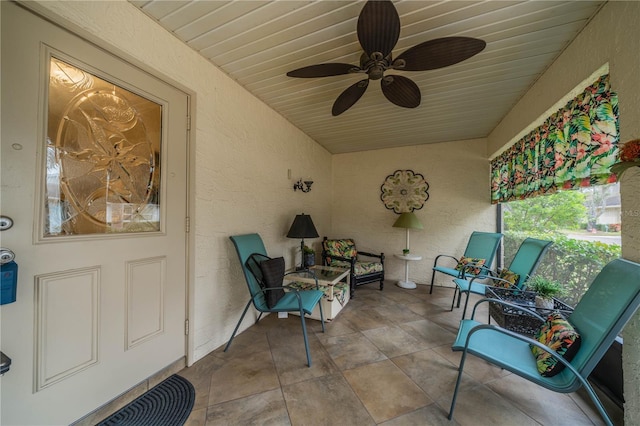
[179,283,623,426]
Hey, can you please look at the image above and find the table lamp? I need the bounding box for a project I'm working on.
[393,211,423,254]
[393,212,424,288]
[286,213,319,269]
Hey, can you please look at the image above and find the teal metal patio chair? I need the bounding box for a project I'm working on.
[226,233,325,367]
[452,237,552,319]
[429,231,503,294]
[448,258,640,426]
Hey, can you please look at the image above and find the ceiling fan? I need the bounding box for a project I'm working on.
[286,0,486,116]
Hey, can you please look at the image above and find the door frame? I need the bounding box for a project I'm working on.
[18,1,197,366]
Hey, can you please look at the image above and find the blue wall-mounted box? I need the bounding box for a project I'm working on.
[1,261,18,305]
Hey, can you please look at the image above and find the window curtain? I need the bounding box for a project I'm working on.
[491,74,619,204]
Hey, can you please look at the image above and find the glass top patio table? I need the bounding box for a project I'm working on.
[284,265,349,286]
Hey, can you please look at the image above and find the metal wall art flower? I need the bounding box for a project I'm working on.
[380,170,429,213]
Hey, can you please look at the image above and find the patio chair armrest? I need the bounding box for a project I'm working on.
[433,254,458,267]
[252,286,289,300]
[477,276,516,289]
[357,251,385,262]
[469,297,546,322]
[462,263,494,280]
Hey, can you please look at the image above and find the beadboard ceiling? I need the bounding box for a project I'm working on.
[130,0,604,154]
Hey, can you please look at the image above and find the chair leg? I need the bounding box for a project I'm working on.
[429,269,437,294]
[224,300,252,352]
[448,348,469,420]
[450,287,458,311]
[318,298,325,333]
[572,368,615,426]
[379,279,384,291]
[461,291,471,319]
[298,308,312,367]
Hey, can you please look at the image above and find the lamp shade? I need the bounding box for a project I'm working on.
[392,212,423,229]
[286,214,319,238]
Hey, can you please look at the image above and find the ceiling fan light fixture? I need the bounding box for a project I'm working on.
[286,0,485,115]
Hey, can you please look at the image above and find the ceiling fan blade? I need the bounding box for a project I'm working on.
[287,63,358,78]
[357,0,400,59]
[394,37,486,71]
[332,79,369,116]
[381,75,420,108]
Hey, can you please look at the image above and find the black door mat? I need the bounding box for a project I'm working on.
[97,374,195,426]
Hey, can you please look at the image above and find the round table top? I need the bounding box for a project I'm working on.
[394,254,422,261]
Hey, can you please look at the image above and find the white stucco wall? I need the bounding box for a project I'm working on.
[488,2,640,423]
[331,139,496,288]
[26,0,333,364]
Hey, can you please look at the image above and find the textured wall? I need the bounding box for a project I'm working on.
[29,0,333,363]
[331,139,497,288]
[488,2,640,423]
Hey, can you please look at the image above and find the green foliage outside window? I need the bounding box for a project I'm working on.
[504,231,620,307]
[503,190,587,232]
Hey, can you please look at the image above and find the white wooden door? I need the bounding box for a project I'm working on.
[1,3,189,424]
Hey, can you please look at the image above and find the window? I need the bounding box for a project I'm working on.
[502,183,621,307]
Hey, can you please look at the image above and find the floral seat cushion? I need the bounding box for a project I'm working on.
[328,259,383,276]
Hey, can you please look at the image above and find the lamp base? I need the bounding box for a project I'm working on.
[397,280,417,289]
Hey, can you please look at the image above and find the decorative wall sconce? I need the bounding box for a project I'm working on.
[293,178,313,193]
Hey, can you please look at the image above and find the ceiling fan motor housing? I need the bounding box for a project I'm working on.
[286,0,486,115]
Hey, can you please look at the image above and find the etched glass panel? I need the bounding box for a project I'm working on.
[45,57,162,236]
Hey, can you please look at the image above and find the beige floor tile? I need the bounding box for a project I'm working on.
[343,359,432,423]
[178,355,224,412]
[378,403,461,426]
[211,327,270,359]
[486,373,595,425]
[371,303,428,324]
[282,374,375,425]
[440,383,539,426]
[184,407,207,426]
[207,349,280,406]
[382,289,427,305]
[400,318,456,348]
[206,388,290,425]
[318,331,388,370]
[270,339,340,386]
[405,300,451,317]
[313,315,358,337]
[431,344,512,384]
[338,305,391,331]
[392,349,481,401]
[569,386,623,426]
[362,325,430,358]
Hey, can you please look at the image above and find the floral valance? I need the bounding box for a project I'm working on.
[491,74,619,204]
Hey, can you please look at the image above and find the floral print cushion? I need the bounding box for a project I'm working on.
[530,312,582,377]
[354,261,383,276]
[455,256,486,276]
[492,268,520,288]
[323,239,357,260]
[286,281,349,306]
[328,259,383,276]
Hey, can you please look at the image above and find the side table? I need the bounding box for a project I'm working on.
[283,266,350,321]
[394,254,422,289]
[486,286,573,336]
